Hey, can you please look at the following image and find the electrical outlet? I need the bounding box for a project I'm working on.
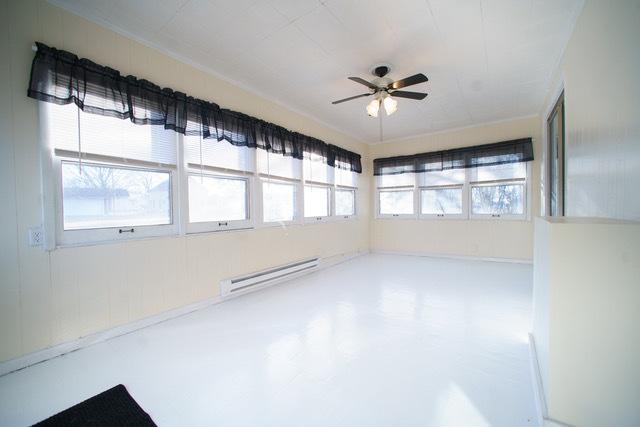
[28,226,44,247]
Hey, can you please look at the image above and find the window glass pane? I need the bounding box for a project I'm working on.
[335,168,358,187]
[421,188,463,214]
[257,150,301,179]
[188,175,247,223]
[304,185,330,217]
[61,161,171,230]
[336,189,355,216]
[49,103,176,165]
[419,169,465,187]
[377,172,415,187]
[379,190,414,215]
[470,162,526,182]
[263,181,296,222]
[185,136,254,172]
[304,155,333,184]
[471,184,524,215]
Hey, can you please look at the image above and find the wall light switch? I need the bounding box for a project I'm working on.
[28,226,44,247]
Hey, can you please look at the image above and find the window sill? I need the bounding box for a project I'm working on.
[375,215,531,222]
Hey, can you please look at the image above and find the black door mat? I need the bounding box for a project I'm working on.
[32,384,157,426]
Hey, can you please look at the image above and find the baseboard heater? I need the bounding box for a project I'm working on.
[220,258,319,297]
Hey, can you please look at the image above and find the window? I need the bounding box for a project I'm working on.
[46,103,178,245]
[379,189,414,216]
[376,163,529,220]
[188,174,248,223]
[262,180,296,223]
[335,168,358,188]
[418,169,465,218]
[335,189,356,217]
[184,134,254,232]
[61,161,172,230]
[421,188,463,215]
[304,185,330,219]
[43,103,362,244]
[376,172,415,217]
[257,150,301,181]
[303,153,333,185]
[258,151,301,224]
[303,153,333,222]
[334,164,358,218]
[471,183,524,216]
[547,92,565,216]
[469,163,527,219]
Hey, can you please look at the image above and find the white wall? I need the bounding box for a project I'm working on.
[532,3,640,424]
[532,217,640,427]
[531,218,550,404]
[0,0,370,363]
[369,116,541,261]
[541,0,640,221]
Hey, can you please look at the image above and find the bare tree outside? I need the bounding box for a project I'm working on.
[62,162,171,229]
[471,184,524,215]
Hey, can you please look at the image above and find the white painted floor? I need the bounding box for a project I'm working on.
[0,254,537,427]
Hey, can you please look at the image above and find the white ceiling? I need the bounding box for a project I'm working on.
[51,0,583,143]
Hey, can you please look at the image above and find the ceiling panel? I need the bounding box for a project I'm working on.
[50,0,584,143]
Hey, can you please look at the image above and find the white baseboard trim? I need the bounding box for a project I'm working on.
[372,249,532,264]
[0,250,367,377]
[528,333,575,427]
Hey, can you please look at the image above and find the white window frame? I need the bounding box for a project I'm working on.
[52,154,179,246]
[468,178,528,220]
[303,183,332,223]
[376,186,418,219]
[40,102,364,246]
[184,166,254,233]
[418,184,467,220]
[376,162,531,221]
[258,176,301,226]
[334,186,357,219]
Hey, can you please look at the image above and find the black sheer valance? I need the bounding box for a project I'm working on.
[27,42,362,173]
[373,138,533,176]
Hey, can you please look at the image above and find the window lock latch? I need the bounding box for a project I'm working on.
[119,228,134,234]
[218,222,229,226]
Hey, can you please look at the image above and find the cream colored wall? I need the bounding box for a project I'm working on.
[369,116,541,261]
[541,0,640,220]
[533,217,640,427]
[0,0,370,363]
[532,3,640,425]
[531,218,551,405]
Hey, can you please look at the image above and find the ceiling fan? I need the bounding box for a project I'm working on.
[332,65,428,117]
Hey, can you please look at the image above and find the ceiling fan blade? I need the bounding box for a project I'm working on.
[389,90,428,100]
[331,93,372,104]
[388,73,428,90]
[348,76,379,90]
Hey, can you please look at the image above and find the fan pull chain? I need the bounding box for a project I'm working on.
[379,108,383,142]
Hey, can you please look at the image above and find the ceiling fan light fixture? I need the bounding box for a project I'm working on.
[383,96,398,115]
[366,99,380,117]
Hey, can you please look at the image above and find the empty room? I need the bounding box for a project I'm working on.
[0,0,638,426]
